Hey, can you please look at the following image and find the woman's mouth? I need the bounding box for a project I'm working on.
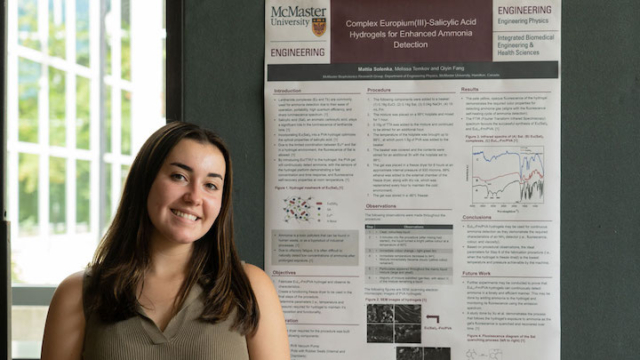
[171,209,199,221]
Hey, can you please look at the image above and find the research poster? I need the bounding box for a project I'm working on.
[264,0,560,359]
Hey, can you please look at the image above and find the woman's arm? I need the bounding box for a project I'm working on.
[244,263,290,360]
[40,271,86,360]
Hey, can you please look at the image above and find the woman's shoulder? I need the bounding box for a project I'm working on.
[242,262,268,280]
[49,271,86,316]
[55,271,85,299]
[241,263,280,310]
[41,271,86,360]
[241,263,291,359]
[241,263,278,301]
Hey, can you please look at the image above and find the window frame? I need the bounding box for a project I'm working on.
[3,0,174,358]
[2,0,12,355]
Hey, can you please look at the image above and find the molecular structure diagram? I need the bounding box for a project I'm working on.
[489,349,503,360]
[466,349,503,360]
[283,196,321,223]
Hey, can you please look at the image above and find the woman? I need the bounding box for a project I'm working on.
[41,122,290,360]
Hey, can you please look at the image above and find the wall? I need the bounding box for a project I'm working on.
[561,1,640,357]
[183,0,267,268]
[180,0,640,358]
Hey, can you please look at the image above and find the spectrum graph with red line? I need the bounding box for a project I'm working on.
[472,146,544,204]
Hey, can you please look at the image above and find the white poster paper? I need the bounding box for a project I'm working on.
[264,0,561,359]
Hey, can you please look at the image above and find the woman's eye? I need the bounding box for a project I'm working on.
[171,174,186,181]
[205,183,218,191]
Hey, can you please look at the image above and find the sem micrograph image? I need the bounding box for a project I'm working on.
[367,304,394,323]
[394,324,421,343]
[367,303,423,344]
[395,304,421,324]
[424,347,451,360]
[367,324,394,343]
[396,347,422,360]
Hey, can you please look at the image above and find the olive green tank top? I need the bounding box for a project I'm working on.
[82,278,249,360]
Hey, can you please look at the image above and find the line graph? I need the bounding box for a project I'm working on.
[472,146,544,204]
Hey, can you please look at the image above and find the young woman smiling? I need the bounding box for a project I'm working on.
[41,122,290,360]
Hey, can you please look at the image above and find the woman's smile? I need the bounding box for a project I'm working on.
[171,209,200,221]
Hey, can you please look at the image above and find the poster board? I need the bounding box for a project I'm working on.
[263,0,560,358]
[178,0,640,358]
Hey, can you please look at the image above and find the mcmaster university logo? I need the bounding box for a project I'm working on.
[312,18,326,37]
[270,6,328,37]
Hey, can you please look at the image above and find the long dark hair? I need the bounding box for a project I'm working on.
[85,121,259,335]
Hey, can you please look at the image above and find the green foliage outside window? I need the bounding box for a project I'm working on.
[13,0,136,240]
[121,0,131,80]
[121,91,132,155]
[76,75,91,149]
[18,58,40,143]
[105,86,112,153]
[11,255,24,284]
[49,157,66,234]
[18,153,39,237]
[48,0,66,59]
[76,160,91,233]
[49,67,66,146]
[103,163,112,232]
[106,0,112,75]
[18,0,40,51]
[76,0,90,66]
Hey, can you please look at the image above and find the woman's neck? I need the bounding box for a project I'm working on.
[147,239,194,279]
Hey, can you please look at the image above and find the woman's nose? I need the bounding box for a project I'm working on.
[183,184,203,205]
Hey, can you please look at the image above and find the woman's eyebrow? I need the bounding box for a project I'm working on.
[170,162,223,179]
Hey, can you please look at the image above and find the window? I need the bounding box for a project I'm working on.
[6,0,166,357]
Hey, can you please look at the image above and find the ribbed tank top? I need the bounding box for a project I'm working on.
[82,277,249,360]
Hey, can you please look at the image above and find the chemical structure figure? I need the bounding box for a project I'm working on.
[466,348,503,360]
[489,349,503,360]
[283,196,321,223]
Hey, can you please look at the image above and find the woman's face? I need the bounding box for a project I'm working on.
[146,138,226,246]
